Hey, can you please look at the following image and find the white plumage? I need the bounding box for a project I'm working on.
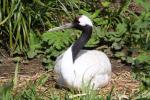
[54,15,111,90]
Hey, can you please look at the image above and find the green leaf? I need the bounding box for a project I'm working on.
[135,52,150,64]
[114,52,126,58]
[101,1,110,7]
[116,23,127,34]
[126,57,134,64]
[79,10,92,18]
[27,33,41,58]
[42,30,74,50]
[112,43,122,50]
[91,10,100,19]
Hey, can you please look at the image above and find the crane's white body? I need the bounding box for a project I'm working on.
[54,46,111,90]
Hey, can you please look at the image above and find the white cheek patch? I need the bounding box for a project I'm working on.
[79,15,93,27]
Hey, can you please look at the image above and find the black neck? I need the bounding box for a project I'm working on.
[71,25,92,62]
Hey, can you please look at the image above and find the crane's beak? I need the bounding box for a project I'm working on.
[47,23,74,32]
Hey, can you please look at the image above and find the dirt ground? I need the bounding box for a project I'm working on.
[0,53,140,99]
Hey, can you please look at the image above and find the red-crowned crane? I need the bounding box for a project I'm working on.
[49,15,111,90]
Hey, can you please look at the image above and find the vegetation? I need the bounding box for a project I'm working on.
[0,0,150,99]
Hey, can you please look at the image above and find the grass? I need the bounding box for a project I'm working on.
[0,59,142,100]
[0,66,109,100]
[0,0,79,55]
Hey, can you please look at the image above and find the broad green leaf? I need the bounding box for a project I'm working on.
[101,1,110,7]
[116,23,127,34]
[91,10,100,19]
[114,52,126,58]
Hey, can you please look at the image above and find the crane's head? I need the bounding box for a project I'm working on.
[73,15,93,27]
[47,15,93,32]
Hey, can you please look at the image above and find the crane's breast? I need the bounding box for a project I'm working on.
[74,50,111,79]
[63,50,111,89]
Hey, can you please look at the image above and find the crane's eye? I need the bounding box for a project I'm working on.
[73,16,80,23]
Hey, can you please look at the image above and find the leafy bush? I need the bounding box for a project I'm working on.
[78,0,150,63]
[25,0,150,70]
[41,30,76,69]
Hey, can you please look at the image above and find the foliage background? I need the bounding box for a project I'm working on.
[0,0,150,99]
